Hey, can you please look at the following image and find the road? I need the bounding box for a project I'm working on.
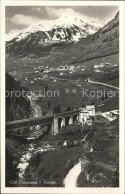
[87,80,119,108]
[50,76,80,82]
[63,129,95,187]
[64,161,81,187]
[50,77,119,90]
[88,80,119,90]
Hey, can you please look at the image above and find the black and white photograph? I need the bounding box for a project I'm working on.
[0,1,125,194]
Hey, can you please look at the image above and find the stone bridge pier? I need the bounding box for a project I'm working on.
[51,111,79,135]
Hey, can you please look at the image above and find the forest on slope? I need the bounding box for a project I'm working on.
[6,72,30,122]
[6,73,31,186]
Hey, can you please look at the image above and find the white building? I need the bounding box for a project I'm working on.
[86,105,95,115]
[79,105,95,124]
[94,63,104,69]
[100,63,104,67]
[69,65,75,70]
[94,65,99,69]
[79,108,90,124]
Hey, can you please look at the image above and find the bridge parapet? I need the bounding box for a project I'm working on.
[6,109,80,137]
[6,115,54,130]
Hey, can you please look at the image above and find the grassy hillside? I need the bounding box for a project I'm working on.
[78,118,119,187]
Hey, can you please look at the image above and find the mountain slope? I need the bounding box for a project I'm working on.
[53,12,119,65]
[6,14,102,57]
[27,11,118,67]
[6,12,119,63]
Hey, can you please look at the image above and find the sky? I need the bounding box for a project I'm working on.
[6,6,119,35]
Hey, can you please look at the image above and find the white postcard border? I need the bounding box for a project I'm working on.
[1,1,125,194]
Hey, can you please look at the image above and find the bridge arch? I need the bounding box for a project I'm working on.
[73,113,78,123]
[58,116,65,130]
[58,117,63,130]
[65,115,72,126]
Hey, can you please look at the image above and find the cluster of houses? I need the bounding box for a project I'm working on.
[34,64,80,74]
[94,62,118,69]
[57,65,76,71]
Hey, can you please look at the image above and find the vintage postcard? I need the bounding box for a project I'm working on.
[0,0,125,194]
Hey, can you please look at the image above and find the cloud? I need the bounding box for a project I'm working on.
[6,29,21,41]
[9,29,21,34]
[10,14,41,26]
[32,7,42,12]
[45,7,82,19]
[45,7,104,27]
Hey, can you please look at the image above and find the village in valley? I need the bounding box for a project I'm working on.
[30,61,118,78]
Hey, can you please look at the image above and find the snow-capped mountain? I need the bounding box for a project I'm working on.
[6,14,103,57]
[6,12,119,64]
[6,14,102,43]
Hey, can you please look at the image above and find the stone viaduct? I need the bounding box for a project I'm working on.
[6,110,79,136]
[6,106,95,137]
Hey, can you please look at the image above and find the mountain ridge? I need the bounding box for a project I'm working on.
[6,14,103,42]
[6,12,119,61]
